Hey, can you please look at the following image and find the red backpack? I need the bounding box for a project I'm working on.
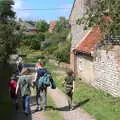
[9,79,17,92]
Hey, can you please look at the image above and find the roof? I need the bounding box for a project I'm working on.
[74,26,102,54]
[49,21,57,25]
[19,21,36,30]
[49,21,57,32]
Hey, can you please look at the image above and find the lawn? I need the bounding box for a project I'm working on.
[73,80,120,120]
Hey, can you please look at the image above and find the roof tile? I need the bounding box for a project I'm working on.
[74,26,102,54]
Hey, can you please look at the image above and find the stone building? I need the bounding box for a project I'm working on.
[69,0,120,97]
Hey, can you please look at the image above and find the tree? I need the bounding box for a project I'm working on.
[54,40,71,63]
[0,0,19,62]
[36,20,49,33]
[55,17,70,36]
[77,0,120,38]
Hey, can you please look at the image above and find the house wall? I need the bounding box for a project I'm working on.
[70,0,89,50]
[76,54,95,84]
[94,47,120,97]
[69,0,91,70]
[70,0,120,97]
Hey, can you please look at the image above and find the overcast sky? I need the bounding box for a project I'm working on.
[13,0,74,22]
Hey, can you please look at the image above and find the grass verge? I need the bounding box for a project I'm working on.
[73,80,120,120]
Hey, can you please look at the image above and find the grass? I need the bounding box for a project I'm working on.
[73,80,120,120]
[45,95,63,120]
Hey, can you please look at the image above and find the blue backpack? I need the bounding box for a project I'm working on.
[38,73,51,87]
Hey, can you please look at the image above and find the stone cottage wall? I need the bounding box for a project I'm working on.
[69,0,90,50]
[76,55,95,84]
[94,48,120,97]
[69,0,91,70]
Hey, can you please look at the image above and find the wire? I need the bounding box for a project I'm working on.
[14,8,71,11]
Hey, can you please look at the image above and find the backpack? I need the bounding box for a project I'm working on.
[37,73,51,88]
[20,77,31,96]
[49,76,56,89]
[9,80,17,91]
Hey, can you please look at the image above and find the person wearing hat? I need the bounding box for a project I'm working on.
[16,68,33,115]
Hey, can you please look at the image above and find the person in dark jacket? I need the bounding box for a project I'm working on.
[64,69,75,111]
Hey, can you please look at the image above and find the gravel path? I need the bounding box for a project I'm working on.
[15,64,95,120]
[16,105,47,120]
[48,88,95,120]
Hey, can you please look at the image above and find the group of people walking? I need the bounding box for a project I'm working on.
[9,59,75,116]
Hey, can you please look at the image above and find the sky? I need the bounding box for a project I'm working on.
[13,0,74,22]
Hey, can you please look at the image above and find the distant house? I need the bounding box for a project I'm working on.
[49,21,57,33]
[19,21,37,35]
[69,0,120,97]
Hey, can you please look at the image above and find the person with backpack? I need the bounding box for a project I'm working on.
[34,61,49,111]
[16,57,23,74]
[9,74,18,110]
[16,68,33,115]
[63,69,75,111]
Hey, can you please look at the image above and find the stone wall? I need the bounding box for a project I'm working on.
[69,0,90,71]
[76,54,95,84]
[94,48,120,97]
[69,0,90,51]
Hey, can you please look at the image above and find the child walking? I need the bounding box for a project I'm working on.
[64,69,75,111]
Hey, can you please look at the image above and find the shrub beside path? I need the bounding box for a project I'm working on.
[48,88,95,120]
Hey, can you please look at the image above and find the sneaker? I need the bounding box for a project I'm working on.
[42,107,46,111]
[36,106,42,111]
[69,106,73,111]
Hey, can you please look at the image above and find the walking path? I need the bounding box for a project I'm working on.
[16,105,47,120]
[48,88,95,120]
[15,63,95,120]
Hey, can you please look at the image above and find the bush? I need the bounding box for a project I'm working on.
[54,40,71,63]
[21,33,45,50]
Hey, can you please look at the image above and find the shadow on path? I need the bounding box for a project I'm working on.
[16,112,32,120]
[46,99,90,112]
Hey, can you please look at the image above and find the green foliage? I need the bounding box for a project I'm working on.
[54,40,71,63]
[55,17,70,35]
[36,20,49,33]
[0,0,15,20]
[21,33,45,50]
[77,0,120,35]
[20,17,71,63]
[0,0,20,62]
